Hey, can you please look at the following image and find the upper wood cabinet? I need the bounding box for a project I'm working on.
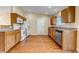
[50,16,56,25]
[11,13,17,24]
[11,13,26,24]
[61,6,75,23]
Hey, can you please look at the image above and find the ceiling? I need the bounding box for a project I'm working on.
[19,6,67,16]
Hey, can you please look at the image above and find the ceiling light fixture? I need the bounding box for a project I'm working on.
[48,6,51,8]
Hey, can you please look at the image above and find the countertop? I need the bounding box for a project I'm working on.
[0,28,20,32]
[48,27,77,31]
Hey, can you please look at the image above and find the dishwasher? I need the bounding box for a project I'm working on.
[55,30,62,47]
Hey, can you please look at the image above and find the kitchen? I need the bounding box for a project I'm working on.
[0,6,79,53]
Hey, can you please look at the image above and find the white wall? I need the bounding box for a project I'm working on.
[0,6,11,13]
[12,7,25,17]
[0,6,25,25]
[0,6,11,25]
[0,13,11,25]
[25,13,50,35]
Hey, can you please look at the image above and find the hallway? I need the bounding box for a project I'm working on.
[9,35,68,53]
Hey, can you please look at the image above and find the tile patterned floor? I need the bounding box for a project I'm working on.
[8,35,71,53]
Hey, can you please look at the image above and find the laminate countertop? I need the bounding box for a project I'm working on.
[0,28,20,32]
[48,27,77,31]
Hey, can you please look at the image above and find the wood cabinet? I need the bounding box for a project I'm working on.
[0,32,5,52]
[62,30,77,51]
[50,16,56,25]
[0,29,21,52]
[11,13,17,24]
[61,6,75,23]
[5,31,15,52]
[15,30,21,44]
[48,27,56,40]
[11,13,26,24]
[48,27,77,51]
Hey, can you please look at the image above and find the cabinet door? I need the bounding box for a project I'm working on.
[52,30,56,40]
[11,13,17,24]
[5,31,15,52]
[61,6,75,23]
[50,29,56,40]
[48,28,52,37]
[62,30,76,51]
[61,8,68,23]
[15,30,21,44]
[0,32,5,51]
[48,28,51,36]
[50,16,56,25]
[11,13,26,24]
[48,28,56,40]
[68,6,75,22]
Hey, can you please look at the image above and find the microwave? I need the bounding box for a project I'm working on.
[17,18,23,23]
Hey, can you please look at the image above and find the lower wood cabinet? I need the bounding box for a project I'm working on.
[5,31,15,52]
[0,32,5,52]
[0,30,21,52]
[62,30,77,51]
[15,30,21,44]
[48,27,77,51]
[48,27,56,40]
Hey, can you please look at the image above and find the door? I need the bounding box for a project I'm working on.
[36,18,45,35]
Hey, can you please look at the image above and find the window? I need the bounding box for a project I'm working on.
[56,16,62,25]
